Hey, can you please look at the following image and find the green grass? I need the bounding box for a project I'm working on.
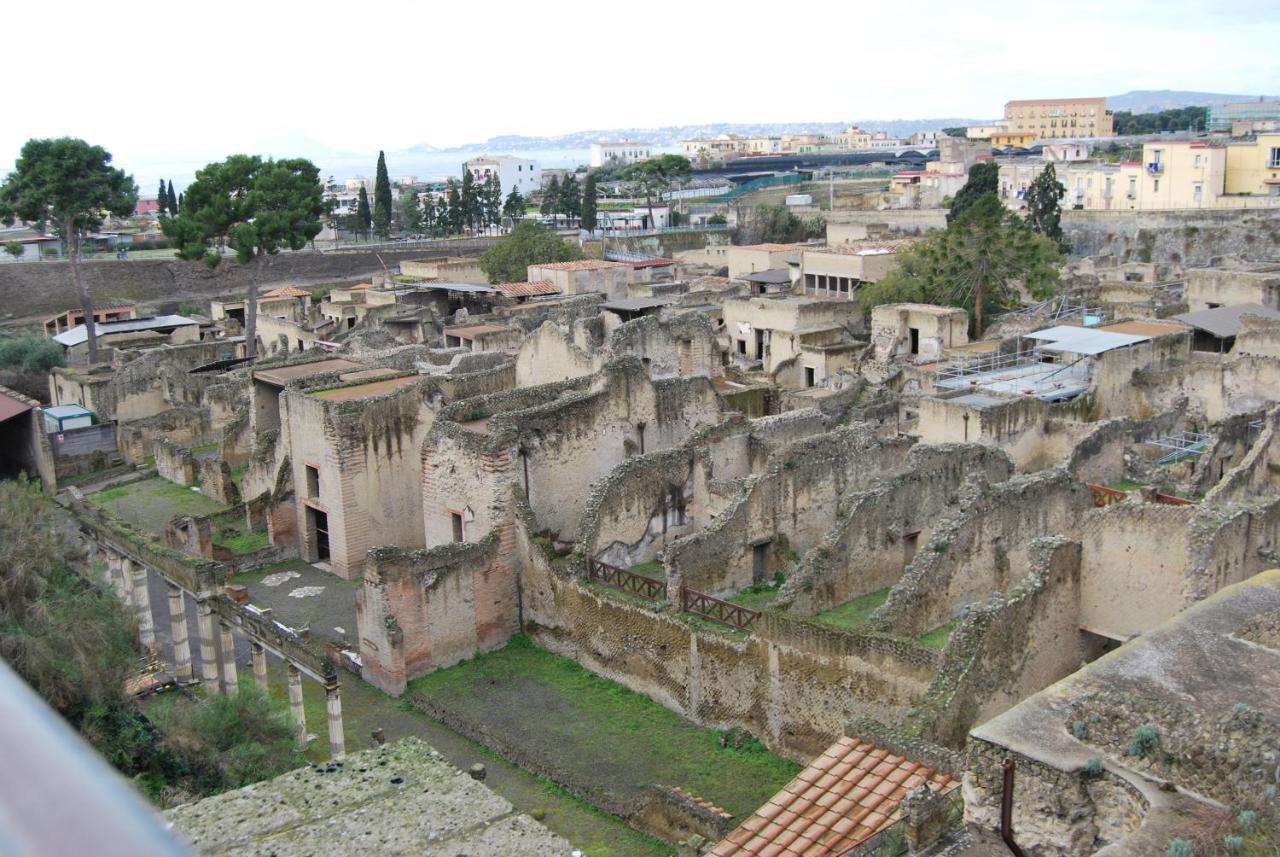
[919,618,960,649]
[213,528,270,554]
[628,560,664,578]
[87,477,227,534]
[189,442,219,454]
[814,587,892,632]
[1106,480,1147,492]
[728,579,783,611]
[407,635,799,817]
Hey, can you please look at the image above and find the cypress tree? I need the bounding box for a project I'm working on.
[540,176,560,219]
[157,178,168,214]
[372,151,393,238]
[356,186,372,239]
[166,180,178,216]
[581,173,598,232]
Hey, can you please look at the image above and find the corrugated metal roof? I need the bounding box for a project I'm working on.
[1027,324,1150,355]
[1171,303,1280,339]
[0,389,33,423]
[52,315,200,347]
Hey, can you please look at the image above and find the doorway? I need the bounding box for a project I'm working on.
[754,329,765,361]
[804,366,816,388]
[908,327,920,355]
[752,540,771,584]
[308,507,330,560]
[903,530,920,566]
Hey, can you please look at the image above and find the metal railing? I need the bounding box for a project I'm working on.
[1145,431,1209,465]
[586,557,665,600]
[681,587,761,631]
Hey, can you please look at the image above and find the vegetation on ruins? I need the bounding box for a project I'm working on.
[735,204,824,245]
[372,150,393,239]
[859,193,1063,335]
[161,154,325,360]
[0,137,138,364]
[1025,162,1066,248]
[479,220,583,283]
[0,479,300,807]
[946,160,998,223]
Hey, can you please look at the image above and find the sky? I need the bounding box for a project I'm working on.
[5,0,1278,188]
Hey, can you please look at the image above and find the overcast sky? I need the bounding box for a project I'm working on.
[5,0,1277,186]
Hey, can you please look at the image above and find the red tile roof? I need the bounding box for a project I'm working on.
[528,260,629,271]
[620,258,677,268]
[709,737,957,857]
[492,280,560,298]
[261,286,310,299]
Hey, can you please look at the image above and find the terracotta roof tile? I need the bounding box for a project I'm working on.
[261,286,310,298]
[492,280,560,298]
[710,736,959,857]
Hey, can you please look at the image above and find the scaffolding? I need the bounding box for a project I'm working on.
[997,295,1107,327]
[934,346,1091,401]
[1145,431,1209,465]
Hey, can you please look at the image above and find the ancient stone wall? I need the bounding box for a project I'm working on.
[1060,208,1280,268]
[154,438,196,485]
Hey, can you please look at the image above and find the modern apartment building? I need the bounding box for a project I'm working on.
[463,156,540,199]
[1002,97,1114,139]
[589,141,653,167]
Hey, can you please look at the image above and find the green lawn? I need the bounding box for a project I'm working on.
[408,635,799,818]
[88,477,227,535]
[813,587,892,632]
[727,579,783,611]
[628,560,664,578]
[919,618,960,649]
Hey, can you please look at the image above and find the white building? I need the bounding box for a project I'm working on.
[590,141,653,168]
[464,156,540,199]
[909,130,943,148]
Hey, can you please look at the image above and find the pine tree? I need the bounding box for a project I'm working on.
[459,171,478,233]
[157,178,168,214]
[560,174,581,224]
[166,180,178,216]
[581,173,598,232]
[372,151,393,238]
[445,179,463,235]
[948,161,999,223]
[356,186,372,239]
[486,174,503,229]
[503,187,525,224]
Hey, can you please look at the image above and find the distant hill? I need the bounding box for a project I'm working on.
[1107,89,1276,114]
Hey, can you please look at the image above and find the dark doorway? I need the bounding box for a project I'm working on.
[903,530,920,566]
[752,540,771,584]
[804,366,816,388]
[308,507,330,560]
[754,329,765,361]
[909,327,920,355]
[451,512,465,543]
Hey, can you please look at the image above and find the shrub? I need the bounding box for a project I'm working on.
[0,335,65,373]
[1084,757,1104,776]
[1165,838,1193,857]
[1129,724,1160,757]
[707,213,727,225]
[1222,835,1244,855]
[1236,809,1257,832]
[1072,720,1089,740]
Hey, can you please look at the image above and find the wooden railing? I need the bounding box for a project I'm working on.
[1086,483,1126,508]
[586,557,666,601]
[681,587,761,632]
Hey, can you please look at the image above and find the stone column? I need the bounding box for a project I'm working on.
[287,665,307,749]
[168,584,193,683]
[107,551,128,601]
[325,683,345,760]
[219,621,238,696]
[251,642,269,693]
[196,600,219,688]
[126,558,156,651]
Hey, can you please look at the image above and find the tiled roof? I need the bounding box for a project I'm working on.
[814,239,916,256]
[261,286,310,299]
[709,737,957,857]
[492,280,560,298]
[528,260,629,271]
[738,243,804,252]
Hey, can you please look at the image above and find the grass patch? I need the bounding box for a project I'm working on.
[87,477,227,535]
[1107,480,1147,492]
[814,587,891,632]
[189,442,219,454]
[919,618,960,649]
[213,528,270,554]
[728,574,785,611]
[628,560,664,578]
[407,635,799,817]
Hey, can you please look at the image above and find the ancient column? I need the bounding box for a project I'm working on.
[196,600,219,688]
[167,584,193,683]
[251,642,268,693]
[325,683,345,760]
[287,665,307,749]
[219,621,238,696]
[126,558,156,651]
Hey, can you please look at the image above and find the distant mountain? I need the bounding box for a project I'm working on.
[417,118,991,153]
[1107,89,1276,114]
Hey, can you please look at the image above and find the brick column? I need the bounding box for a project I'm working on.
[219,621,239,696]
[168,584,193,683]
[197,600,219,688]
[126,558,155,651]
[251,642,268,693]
[325,684,345,760]
[287,665,307,749]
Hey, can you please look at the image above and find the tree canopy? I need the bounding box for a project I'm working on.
[859,194,1063,336]
[1025,163,1066,248]
[373,151,393,239]
[947,160,999,223]
[1112,105,1207,135]
[623,154,693,227]
[478,221,583,283]
[0,137,137,363]
[162,155,324,358]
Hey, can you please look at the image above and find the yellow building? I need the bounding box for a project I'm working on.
[1002,97,1114,139]
[1139,141,1226,208]
[1224,133,1280,197]
[991,130,1038,147]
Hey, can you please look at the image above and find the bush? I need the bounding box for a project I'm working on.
[1129,724,1160,757]
[1072,720,1089,740]
[0,335,65,373]
[1223,835,1244,855]
[478,221,582,283]
[1084,757,1104,776]
[1236,809,1257,832]
[1166,838,1193,857]
[708,213,727,225]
